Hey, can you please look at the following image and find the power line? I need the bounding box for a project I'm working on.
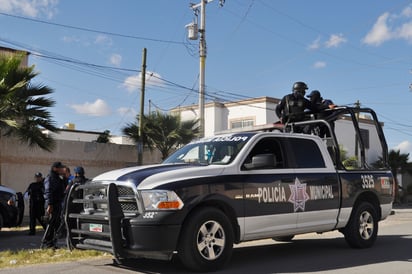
[0,11,186,45]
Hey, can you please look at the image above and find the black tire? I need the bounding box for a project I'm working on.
[343,201,378,248]
[178,207,234,272]
[273,235,295,242]
[16,192,24,226]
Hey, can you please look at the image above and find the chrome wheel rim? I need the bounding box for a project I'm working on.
[359,211,374,240]
[197,220,225,260]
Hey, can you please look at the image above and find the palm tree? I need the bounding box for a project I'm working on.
[96,130,111,143]
[0,54,58,151]
[123,110,199,160]
[388,149,409,203]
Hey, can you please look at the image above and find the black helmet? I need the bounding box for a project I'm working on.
[292,81,308,91]
[307,90,321,98]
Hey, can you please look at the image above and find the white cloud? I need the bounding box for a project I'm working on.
[308,36,321,50]
[122,71,165,93]
[109,54,122,67]
[62,36,80,43]
[0,0,58,18]
[325,33,347,48]
[308,34,346,50]
[70,99,111,117]
[362,13,392,46]
[397,21,412,43]
[393,140,412,156]
[94,34,113,46]
[401,5,412,18]
[117,107,137,118]
[363,5,412,46]
[313,61,326,69]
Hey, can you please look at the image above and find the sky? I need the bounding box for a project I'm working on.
[0,0,412,156]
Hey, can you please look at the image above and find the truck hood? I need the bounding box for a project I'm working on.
[92,163,226,190]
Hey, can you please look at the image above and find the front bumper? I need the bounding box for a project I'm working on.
[65,183,181,261]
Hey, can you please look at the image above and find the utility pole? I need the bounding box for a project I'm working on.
[187,0,225,138]
[354,100,360,163]
[198,0,206,138]
[137,48,147,165]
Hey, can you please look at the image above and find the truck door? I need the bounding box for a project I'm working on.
[241,137,297,241]
[284,137,341,232]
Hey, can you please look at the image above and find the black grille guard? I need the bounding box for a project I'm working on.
[64,183,125,262]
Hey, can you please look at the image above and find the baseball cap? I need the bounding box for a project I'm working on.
[52,161,64,168]
[35,172,43,177]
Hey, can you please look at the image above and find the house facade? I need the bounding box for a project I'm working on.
[171,97,280,136]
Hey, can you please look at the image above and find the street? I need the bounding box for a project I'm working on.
[1,207,411,274]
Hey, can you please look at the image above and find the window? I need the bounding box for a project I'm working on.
[334,110,382,170]
[242,137,284,170]
[286,138,326,168]
[230,118,254,129]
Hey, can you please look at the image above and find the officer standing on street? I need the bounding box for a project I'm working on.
[25,172,47,235]
[72,166,88,185]
[41,161,66,249]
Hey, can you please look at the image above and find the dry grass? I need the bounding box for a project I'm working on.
[0,248,111,269]
[0,225,111,269]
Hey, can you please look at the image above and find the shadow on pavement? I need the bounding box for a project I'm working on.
[109,234,412,274]
[0,228,45,251]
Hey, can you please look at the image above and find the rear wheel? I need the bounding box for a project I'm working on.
[273,235,295,242]
[343,201,378,248]
[178,207,234,272]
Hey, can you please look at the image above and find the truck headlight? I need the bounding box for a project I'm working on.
[140,190,184,211]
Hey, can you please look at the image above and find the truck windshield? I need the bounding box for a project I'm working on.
[163,133,254,165]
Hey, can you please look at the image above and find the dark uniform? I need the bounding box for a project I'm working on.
[25,172,47,235]
[41,162,66,249]
[307,90,335,118]
[306,90,336,137]
[276,81,312,123]
[276,82,313,134]
[72,166,88,185]
[56,166,88,239]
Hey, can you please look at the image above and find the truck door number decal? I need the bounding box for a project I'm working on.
[361,175,375,189]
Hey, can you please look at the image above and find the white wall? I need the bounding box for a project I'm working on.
[0,137,162,194]
[174,97,280,137]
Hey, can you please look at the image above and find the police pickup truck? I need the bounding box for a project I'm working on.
[65,107,394,272]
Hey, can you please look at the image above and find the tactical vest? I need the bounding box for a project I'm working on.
[286,96,306,122]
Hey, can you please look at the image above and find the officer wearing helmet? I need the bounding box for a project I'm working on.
[306,90,336,137]
[72,166,88,185]
[306,90,335,118]
[276,81,312,124]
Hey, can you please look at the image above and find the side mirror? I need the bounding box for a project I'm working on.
[244,153,276,170]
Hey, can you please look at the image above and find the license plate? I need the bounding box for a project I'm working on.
[89,224,103,232]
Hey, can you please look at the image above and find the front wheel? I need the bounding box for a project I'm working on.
[178,207,234,272]
[343,201,378,248]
